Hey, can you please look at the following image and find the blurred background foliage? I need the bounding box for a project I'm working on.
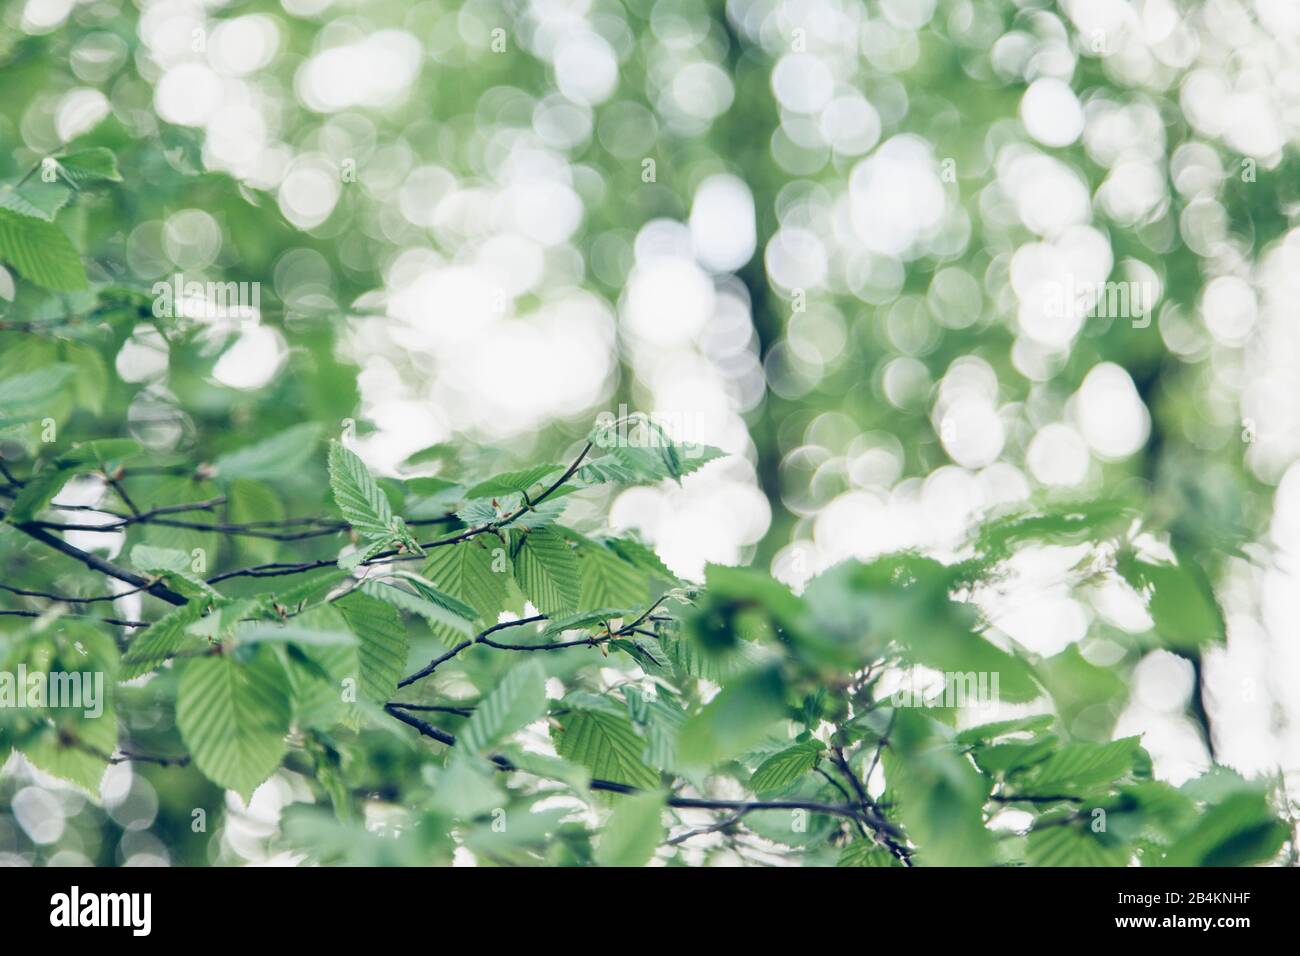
[1,0,1299,865]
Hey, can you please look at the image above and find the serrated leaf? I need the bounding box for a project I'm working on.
[52,147,123,185]
[401,574,479,621]
[21,708,117,797]
[359,579,475,637]
[542,608,629,638]
[625,687,686,771]
[1026,824,1128,867]
[658,630,771,682]
[423,539,509,627]
[552,705,659,790]
[337,591,409,704]
[129,544,219,600]
[955,714,1056,745]
[514,527,579,615]
[1022,737,1144,796]
[465,464,563,499]
[837,839,897,867]
[0,208,86,291]
[121,599,228,679]
[459,659,546,755]
[0,182,72,221]
[605,538,681,587]
[574,536,650,610]
[328,440,394,540]
[176,651,291,801]
[749,741,823,795]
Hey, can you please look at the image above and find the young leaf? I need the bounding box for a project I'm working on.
[359,579,475,637]
[328,440,395,540]
[121,599,229,679]
[337,591,409,704]
[0,209,87,291]
[459,659,547,755]
[513,527,580,615]
[749,741,823,795]
[176,651,291,802]
[52,147,123,185]
[464,464,563,499]
[552,704,660,790]
[423,539,510,625]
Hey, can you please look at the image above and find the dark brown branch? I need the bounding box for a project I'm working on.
[0,609,149,628]
[0,580,154,604]
[13,523,187,606]
[385,704,877,825]
[396,615,547,688]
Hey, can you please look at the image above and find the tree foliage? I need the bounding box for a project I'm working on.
[1,1,1296,867]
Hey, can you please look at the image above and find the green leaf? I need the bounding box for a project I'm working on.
[574,536,651,610]
[430,755,504,819]
[1117,551,1226,650]
[176,651,291,802]
[328,440,395,540]
[55,438,142,467]
[1021,737,1145,796]
[678,666,787,768]
[884,710,994,866]
[625,687,686,770]
[6,467,73,522]
[541,607,631,638]
[1026,824,1128,866]
[586,414,725,484]
[513,527,579,615]
[233,621,357,647]
[955,715,1056,745]
[749,740,823,795]
[605,538,681,587]
[215,423,323,481]
[0,182,73,221]
[1161,789,1287,866]
[52,147,123,185]
[837,840,897,867]
[553,703,659,790]
[121,599,227,679]
[358,579,475,636]
[459,659,546,754]
[596,791,665,866]
[337,591,409,704]
[129,544,219,600]
[130,544,192,573]
[465,464,563,499]
[423,540,510,625]
[0,208,86,291]
[21,709,117,797]
[0,364,74,428]
[400,572,484,623]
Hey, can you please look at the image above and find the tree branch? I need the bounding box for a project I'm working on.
[13,522,187,606]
